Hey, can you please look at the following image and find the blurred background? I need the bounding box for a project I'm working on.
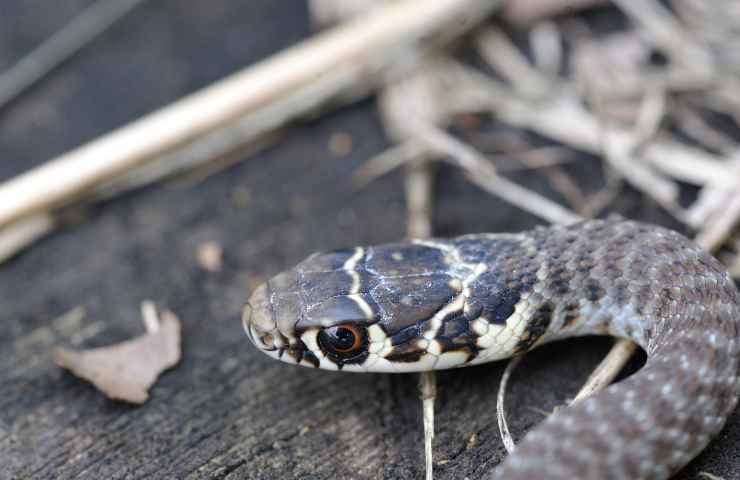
[1,1,738,479]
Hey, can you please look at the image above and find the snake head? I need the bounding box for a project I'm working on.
[243,242,483,372]
[243,248,382,371]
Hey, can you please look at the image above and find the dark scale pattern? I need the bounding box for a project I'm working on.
[365,243,449,277]
[514,302,553,353]
[436,309,481,358]
[458,236,540,327]
[371,274,458,335]
[484,220,740,480]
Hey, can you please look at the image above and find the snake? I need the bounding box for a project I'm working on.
[242,219,740,479]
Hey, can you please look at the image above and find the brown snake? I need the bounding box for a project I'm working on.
[243,219,740,479]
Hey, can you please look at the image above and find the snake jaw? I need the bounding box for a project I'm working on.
[243,283,282,353]
[244,282,325,368]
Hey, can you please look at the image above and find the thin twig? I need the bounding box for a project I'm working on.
[697,472,727,480]
[571,339,638,404]
[694,190,740,252]
[492,147,574,172]
[449,64,734,187]
[405,152,437,480]
[686,187,736,229]
[405,154,437,480]
[631,85,667,150]
[385,63,441,475]
[140,300,161,334]
[600,87,683,218]
[476,27,551,97]
[0,214,55,263]
[420,370,437,480]
[353,141,427,187]
[672,105,739,155]
[530,21,563,78]
[0,0,149,110]
[497,355,523,454]
[0,0,502,229]
[611,0,712,72]
[361,119,583,227]
[414,125,583,225]
[406,160,435,239]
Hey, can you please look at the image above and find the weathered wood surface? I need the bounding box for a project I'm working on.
[1,2,738,479]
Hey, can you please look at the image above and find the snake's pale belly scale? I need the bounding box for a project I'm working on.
[243,220,740,479]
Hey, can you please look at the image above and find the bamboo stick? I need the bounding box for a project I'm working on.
[0,0,501,229]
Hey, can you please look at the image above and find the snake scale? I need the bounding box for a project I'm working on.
[243,219,740,479]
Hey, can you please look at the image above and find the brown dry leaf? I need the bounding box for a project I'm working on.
[53,308,181,404]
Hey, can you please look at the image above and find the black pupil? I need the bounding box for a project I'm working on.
[329,327,355,351]
[317,325,367,364]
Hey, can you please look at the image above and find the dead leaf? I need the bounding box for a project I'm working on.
[53,306,181,404]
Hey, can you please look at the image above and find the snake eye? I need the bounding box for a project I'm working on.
[318,324,367,359]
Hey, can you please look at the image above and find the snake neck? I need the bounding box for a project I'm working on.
[484,220,740,479]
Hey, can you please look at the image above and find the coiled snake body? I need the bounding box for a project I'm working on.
[243,219,740,479]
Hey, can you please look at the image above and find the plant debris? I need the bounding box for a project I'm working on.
[53,302,181,404]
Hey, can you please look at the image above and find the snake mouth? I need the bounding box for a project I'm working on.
[243,283,283,352]
[243,312,281,353]
[243,298,318,368]
[242,302,256,343]
[242,303,278,352]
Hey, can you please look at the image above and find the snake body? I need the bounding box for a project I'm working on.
[243,219,740,479]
